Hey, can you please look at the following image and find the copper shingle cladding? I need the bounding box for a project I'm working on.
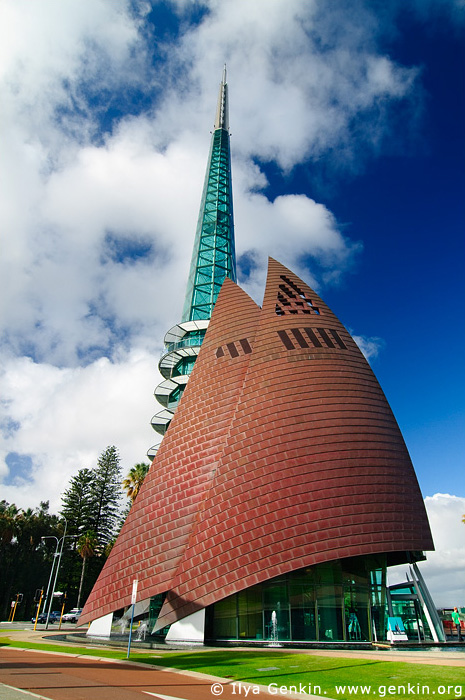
[80,259,433,629]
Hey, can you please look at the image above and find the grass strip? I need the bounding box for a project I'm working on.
[1,637,463,699]
[0,636,134,660]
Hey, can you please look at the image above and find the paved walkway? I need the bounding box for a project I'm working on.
[0,685,45,700]
[0,645,231,700]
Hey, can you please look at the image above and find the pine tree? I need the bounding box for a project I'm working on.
[59,468,95,606]
[60,468,94,538]
[57,448,123,609]
[88,446,122,548]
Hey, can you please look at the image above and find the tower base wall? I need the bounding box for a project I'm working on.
[86,612,113,638]
[165,608,205,644]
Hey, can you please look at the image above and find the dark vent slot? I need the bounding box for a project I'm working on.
[304,328,322,348]
[227,342,240,358]
[239,338,252,354]
[317,328,335,348]
[275,305,285,316]
[216,347,225,358]
[291,328,309,348]
[280,274,304,297]
[329,329,347,349]
[277,330,295,350]
[279,284,296,299]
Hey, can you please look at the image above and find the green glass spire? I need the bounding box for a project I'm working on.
[182,65,236,322]
[149,67,237,447]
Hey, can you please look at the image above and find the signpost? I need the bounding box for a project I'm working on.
[126,579,138,659]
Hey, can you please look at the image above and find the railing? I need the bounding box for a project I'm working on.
[164,332,207,354]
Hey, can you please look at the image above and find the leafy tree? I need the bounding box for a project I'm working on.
[0,501,20,615]
[0,446,126,616]
[122,462,150,503]
[0,501,61,619]
[76,530,98,608]
[0,501,19,545]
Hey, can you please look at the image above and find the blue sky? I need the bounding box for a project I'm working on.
[313,11,465,499]
[0,0,464,606]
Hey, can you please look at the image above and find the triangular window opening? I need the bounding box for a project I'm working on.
[275,275,320,315]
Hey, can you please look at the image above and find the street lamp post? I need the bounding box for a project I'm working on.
[41,518,76,629]
[41,535,59,622]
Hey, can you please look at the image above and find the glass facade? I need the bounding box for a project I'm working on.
[152,78,236,439]
[171,355,197,377]
[389,587,433,642]
[165,329,207,354]
[182,127,236,322]
[205,556,387,643]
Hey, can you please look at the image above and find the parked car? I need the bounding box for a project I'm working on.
[31,611,61,624]
[62,608,82,623]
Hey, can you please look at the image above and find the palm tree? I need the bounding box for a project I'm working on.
[122,463,150,503]
[0,503,19,545]
[76,530,98,609]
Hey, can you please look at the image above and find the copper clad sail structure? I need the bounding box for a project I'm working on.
[80,259,433,630]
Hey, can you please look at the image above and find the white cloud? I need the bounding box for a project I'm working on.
[158,0,421,171]
[236,192,361,304]
[0,0,148,143]
[1,0,424,368]
[0,350,160,511]
[388,494,465,609]
[352,334,385,361]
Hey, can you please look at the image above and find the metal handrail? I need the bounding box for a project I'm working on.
[164,333,206,354]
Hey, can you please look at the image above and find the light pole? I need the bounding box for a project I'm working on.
[41,535,59,626]
[41,518,76,628]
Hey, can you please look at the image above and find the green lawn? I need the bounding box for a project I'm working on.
[0,635,142,660]
[136,650,465,699]
[1,637,463,699]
